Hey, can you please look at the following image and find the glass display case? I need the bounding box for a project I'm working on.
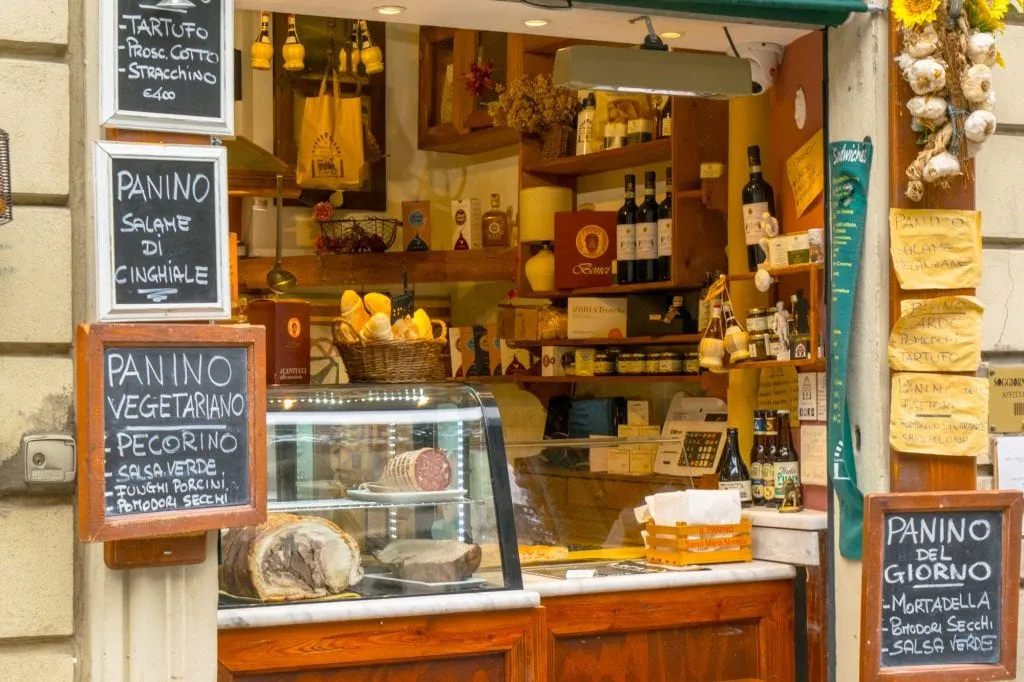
[218,383,521,607]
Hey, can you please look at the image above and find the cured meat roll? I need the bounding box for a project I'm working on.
[375,540,482,583]
[220,514,363,601]
[378,448,452,492]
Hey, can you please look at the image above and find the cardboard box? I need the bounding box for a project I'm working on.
[540,345,574,377]
[554,210,617,290]
[486,323,502,375]
[607,447,631,474]
[464,325,491,377]
[499,340,533,375]
[567,297,628,339]
[247,299,310,385]
[629,448,655,474]
[451,199,482,250]
[589,435,614,473]
[497,305,540,343]
[458,327,476,377]
[627,400,649,426]
[625,295,687,337]
[449,327,463,378]
[402,200,432,250]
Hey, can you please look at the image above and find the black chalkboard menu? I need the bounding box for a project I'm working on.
[861,491,1022,682]
[101,0,233,134]
[77,324,266,542]
[94,141,229,321]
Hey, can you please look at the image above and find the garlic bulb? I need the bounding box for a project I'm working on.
[923,152,962,183]
[911,116,925,133]
[967,32,997,66]
[907,58,947,95]
[895,52,916,75]
[964,110,997,143]
[906,25,940,58]
[907,96,948,122]
[961,64,993,103]
[967,141,985,158]
[976,90,996,112]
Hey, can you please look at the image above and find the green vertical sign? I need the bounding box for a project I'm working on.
[828,139,872,560]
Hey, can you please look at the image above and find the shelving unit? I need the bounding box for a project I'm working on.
[728,262,823,282]
[522,138,672,177]
[512,334,703,348]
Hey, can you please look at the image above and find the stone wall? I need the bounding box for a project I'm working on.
[0,0,78,680]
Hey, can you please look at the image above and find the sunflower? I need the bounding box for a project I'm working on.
[892,0,943,28]
[965,0,1010,31]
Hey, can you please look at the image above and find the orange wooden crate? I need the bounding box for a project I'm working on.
[644,519,753,567]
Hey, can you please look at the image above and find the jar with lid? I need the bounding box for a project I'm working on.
[682,352,700,375]
[746,308,768,334]
[645,352,661,375]
[658,351,682,374]
[594,350,616,376]
[748,331,769,361]
[617,352,646,375]
[766,330,781,360]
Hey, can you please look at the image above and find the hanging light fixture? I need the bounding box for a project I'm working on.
[156,0,196,8]
[281,14,305,71]
[359,20,383,75]
[250,12,274,70]
[0,129,11,227]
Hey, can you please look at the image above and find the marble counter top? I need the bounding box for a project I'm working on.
[218,588,540,630]
[523,560,796,598]
[743,507,827,531]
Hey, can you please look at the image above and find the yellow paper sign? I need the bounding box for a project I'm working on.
[887,295,984,372]
[890,209,982,290]
[758,366,800,425]
[889,372,989,457]
[786,130,824,217]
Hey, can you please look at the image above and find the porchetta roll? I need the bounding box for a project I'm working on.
[220,514,363,601]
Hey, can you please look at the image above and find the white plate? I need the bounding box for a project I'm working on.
[362,572,487,593]
[346,488,467,504]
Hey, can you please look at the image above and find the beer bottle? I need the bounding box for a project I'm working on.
[718,427,752,507]
[762,411,778,508]
[749,411,767,506]
[773,410,801,510]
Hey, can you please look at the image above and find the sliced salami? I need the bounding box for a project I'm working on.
[378,448,452,492]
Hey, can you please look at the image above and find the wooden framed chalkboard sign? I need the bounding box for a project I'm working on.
[94,141,230,321]
[76,323,266,542]
[100,0,233,134]
[861,491,1023,682]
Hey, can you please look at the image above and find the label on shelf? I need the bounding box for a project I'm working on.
[743,201,770,246]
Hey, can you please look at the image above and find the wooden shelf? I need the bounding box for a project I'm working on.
[728,262,824,282]
[526,280,701,299]
[238,248,517,291]
[522,138,671,177]
[418,125,520,155]
[734,358,826,371]
[512,334,703,348]
[517,374,702,385]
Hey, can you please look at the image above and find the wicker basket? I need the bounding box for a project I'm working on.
[542,125,575,160]
[332,318,447,383]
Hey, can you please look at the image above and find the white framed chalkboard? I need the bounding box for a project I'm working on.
[76,323,266,542]
[94,141,230,321]
[100,0,234,135]
[861,491,1023,682]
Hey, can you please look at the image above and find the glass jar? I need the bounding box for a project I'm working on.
[683,352,700,374]
[748,331,769,361]
[594,351,616,376]
[645,353,661,375]
[658,351,682,374]
[617,352,645,375]
[746,308,768,334]
[766,330,781,360]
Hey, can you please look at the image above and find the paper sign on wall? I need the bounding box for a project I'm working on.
[787,130,824,217]
[890,209,982,290]
[758,366,800,425]
[887,295,983,372]
[994,437,1024,495]
[798,372,818,421]
[889,372,989,457]
[800,424,827,486]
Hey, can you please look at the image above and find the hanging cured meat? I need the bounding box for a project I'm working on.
[377,448,452,492]
[220,514,364,601]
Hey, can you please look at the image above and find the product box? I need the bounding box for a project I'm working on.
[247,299,311,385]
[625,295,687,337]
[448,327,463,378]
[607,447,631,474]
[554,210,617,290]
[619,424,660,474]
[589,435,614,473]
[627,400,650,426]
[402,200,432,251]
[540,345,574,377]
[567,297,628,339]
[497,304,540,343]
[464,325,491,377]
[499,340,533,375]
[451,199,482,250]
[458,327,476,377]
[486,323,502,375]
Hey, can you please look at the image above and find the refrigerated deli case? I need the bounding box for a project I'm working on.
[217,383,800,682]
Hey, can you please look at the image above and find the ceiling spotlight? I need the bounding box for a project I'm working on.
[374,5,406,15]
[659,31,681,39]
[524,19,549,27]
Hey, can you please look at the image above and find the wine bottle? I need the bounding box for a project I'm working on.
[742,145,777,272]
[616,174,638,285]
[635,171,659,283]
[658,167,673,281]
[773,410,801,510]
[718,427,752,507]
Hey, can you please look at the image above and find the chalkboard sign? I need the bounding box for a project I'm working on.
[77,324,266,542]
[861,491,1022,682]
[94,141,230,321]
[100,0,233,134]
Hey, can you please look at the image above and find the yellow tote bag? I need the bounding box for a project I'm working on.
[296,70,364,190]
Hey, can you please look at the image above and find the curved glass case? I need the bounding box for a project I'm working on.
[218,383,521,607]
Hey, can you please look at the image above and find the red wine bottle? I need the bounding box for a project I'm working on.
[616,174,638,285]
